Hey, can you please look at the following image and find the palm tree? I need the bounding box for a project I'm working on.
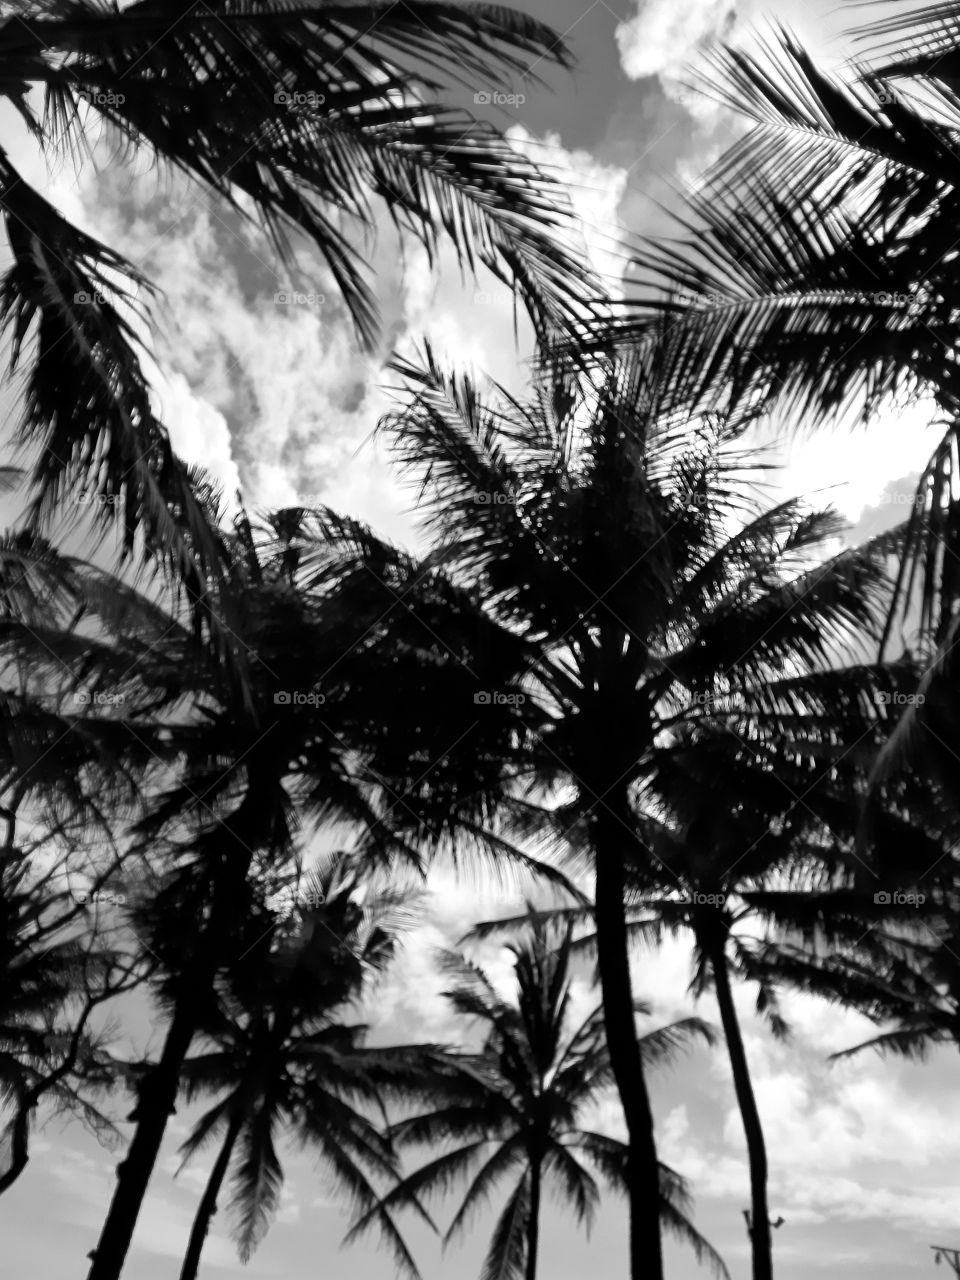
[468,700,942,1280]
[618,712,911,1280]
[0,838,137,1195]
[292,344,905,1280]
[0,514,297,1280]
[173,860,446,1280]
[598,9,960,742]
[0,0,600,632]
[0,501,552,1280]
[76,516,435,1280]
[765,785,960,1072]
[354,913,727,1280]
[0,529,168,1196]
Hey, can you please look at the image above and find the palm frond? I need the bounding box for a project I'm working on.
[443,1137,526,1247]
[19,3,597,347]
[636,1017,717,1066]
[830,1024,942,1062]
[0,149,228,629]
[227,1103,283,1261]
[480,1172,530,1280]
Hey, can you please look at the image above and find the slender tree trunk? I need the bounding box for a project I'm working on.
[0,1097,31,1194]
[179,1112,244,1280]
[0,797,29,1195]
[86,997,198,1280]
[709,939,773,1280]
[86,778,268,1280]
[594,808,664,1280]
[525,1155,542,1280]
[1,996,101,1197]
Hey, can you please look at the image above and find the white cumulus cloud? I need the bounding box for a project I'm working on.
[616,0,738,81]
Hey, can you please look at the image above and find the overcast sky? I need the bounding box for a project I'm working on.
[3,2,957,1279]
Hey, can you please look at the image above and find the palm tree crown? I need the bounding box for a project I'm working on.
[354,913,727,1280]
[174,861,447,1280]
[284,341,913,1280]
[0,0,601,640]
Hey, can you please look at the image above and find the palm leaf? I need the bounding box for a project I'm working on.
[480,1172,530,1280]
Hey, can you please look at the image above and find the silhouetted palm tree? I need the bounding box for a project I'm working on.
[0,0,600,631]
[174,862,447,1280]
[467,630,944,1280]
[354,915,727,1280]
[0,840,134,1195]
[608,18,960,630]
[0,502,553,1280]
[767,793,960,1072]
[601,9,960,792]
[295,343,906,1280]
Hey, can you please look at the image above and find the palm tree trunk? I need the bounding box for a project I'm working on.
[0,1098,31,1194]
[87,786,266,1280]
[179,1111,244,1280]
[86,997,198,1280]
[593,808,664,1280]
[525,1156,542,1280]
[709,940,773,1280]
[2,994,102,1197]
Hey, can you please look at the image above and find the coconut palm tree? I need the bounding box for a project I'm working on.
[0,529,171,1198]
[353,914,727,1280]
[598,9,960,758]
[0,501,556,1280]
[605,20,960,626]
[0,0,600,632]
[0,836,139,1196]
[285,347,903,1280]
[466,697,949,1280]
[766,781,960,1072]
[76,522,436,1280]
[173,860,449,1280]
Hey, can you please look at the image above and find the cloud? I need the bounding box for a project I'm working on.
[146,366,242,504]
[51,116,630,560]
[363,869,531,1045]
[616,0,738,81]
[651,963,960,1238]
[740,398,942,527]
[506,127,630,300]
[390,125,630,401]
[80,169,420,542]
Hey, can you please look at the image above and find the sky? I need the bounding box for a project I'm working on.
[2,1,958,1279]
